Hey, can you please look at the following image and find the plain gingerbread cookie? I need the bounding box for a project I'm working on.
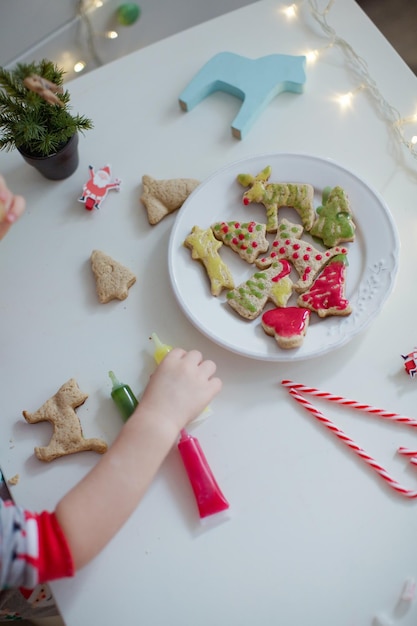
[23,378,108,462]
[91,250,136,303]
[141,175,200,225]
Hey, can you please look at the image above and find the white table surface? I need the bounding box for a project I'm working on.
[1,1,417,624]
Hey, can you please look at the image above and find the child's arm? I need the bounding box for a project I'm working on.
[55,348,222,571]
[0,175,26,240]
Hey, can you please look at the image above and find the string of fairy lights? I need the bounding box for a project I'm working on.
[73,0,140,75]
[26,0,416,163]
[282,0,417,164]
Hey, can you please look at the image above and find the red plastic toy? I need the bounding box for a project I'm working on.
[402,348,417,378]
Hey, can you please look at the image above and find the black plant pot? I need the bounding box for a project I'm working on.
[18,133,79,180]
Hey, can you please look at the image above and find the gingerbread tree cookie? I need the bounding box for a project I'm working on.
[91,250,136,303]
[23,379,108,462]
[211,220,269,263]
[297,253,352,317]
[141,175,200,225]
[310,186,356,247]
[226,260,293,320]
[184,225,234,296]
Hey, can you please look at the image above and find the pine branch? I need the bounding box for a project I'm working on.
[0,59,93,156]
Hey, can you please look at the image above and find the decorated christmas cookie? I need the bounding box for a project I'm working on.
[310,186,356,247]
[276,217,304,240]
[297,253,352,317]
[261,307,311,349]
[211,220,269,263]
[227,260,293,320]
[256,234,348,293]
[237,165,315,232]
[184,225,234,296]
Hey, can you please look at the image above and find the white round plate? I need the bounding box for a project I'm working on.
[168,153,400,361]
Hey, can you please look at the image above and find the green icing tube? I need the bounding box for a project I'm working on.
[108,371,138,421]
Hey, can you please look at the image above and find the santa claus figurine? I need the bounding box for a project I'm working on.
[79,165,121,210]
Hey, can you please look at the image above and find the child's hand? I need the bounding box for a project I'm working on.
[0,175,26,240]
[138,348,222,433]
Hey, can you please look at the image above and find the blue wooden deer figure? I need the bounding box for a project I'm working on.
[178,51,306,139]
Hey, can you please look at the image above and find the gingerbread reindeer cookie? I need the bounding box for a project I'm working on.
[237,166,315,233]
[23,379,108,462]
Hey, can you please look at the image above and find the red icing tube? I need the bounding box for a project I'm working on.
[177,429,229,519]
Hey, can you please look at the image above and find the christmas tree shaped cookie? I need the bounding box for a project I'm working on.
[297,253,352,317]
[310,186,356,247]
[211,220,269,263]
[254,218,303,270]
[226,260,293,320]
[184,225,234,296]
[91,250,136,303]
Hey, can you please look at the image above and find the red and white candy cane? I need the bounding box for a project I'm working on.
[281,380,417,428]
[284,384,417,499]
[397,447,417,465]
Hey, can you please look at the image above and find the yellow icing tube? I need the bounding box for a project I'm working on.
[151,333,211,420]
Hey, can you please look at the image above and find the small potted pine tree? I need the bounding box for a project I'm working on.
[0,59,93,180]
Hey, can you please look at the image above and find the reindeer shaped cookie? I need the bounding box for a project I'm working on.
[237,165,315,233]
[23,379,108,462]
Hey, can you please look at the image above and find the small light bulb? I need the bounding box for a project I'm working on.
[411,135,417,145]
[338,91,353,108]
[306,49,319,63]
[105,30,118,39]
[74,61,86,73]
[283,3,297,19]
[337,84,365,108]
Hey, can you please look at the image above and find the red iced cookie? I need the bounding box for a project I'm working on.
[297,253,352,318]
[261,307,310,349]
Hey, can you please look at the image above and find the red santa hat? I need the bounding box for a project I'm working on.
[101,165,111,176]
